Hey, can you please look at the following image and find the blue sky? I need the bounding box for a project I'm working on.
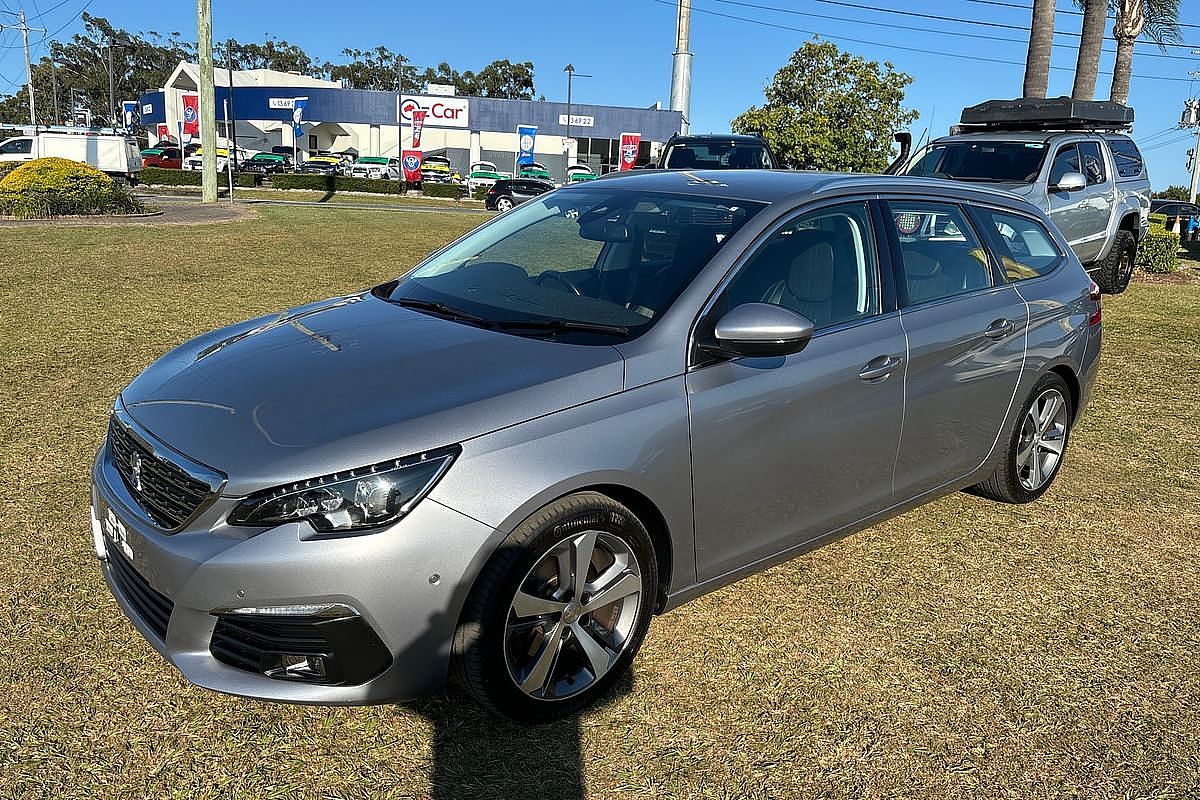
[0,0,1193,188]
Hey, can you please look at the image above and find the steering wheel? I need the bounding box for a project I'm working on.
[535,270,584,296]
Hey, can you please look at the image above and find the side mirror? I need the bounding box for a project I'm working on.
[1054,172,1086,192]
[701,303,814,359]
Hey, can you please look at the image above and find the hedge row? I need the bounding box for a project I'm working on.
[141,167,260,187]
[0,157,142,219]
[269,174,406,194]
[1137,222,1180,274]
[420,182,467,199]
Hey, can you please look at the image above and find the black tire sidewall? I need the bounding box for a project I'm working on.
[1003,373,1074,503]
[1096,229,1136,295]
[457,493,657,722]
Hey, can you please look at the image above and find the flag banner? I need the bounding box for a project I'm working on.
[181,93,199,135]
[619,132,641,171]
[292,97,309,140]
[156,123,170,142]
[412,109,427,149]
[402,150,423,182]
[516,124,537,166]
[121,101,138,129]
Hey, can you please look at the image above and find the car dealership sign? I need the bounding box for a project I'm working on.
[401,95,470,128]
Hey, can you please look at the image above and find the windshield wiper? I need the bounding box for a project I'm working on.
[383,296,490,326]
[493,319,631,337]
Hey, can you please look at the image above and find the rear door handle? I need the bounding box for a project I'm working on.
[983,319,1015,339]
[859,355,904,382]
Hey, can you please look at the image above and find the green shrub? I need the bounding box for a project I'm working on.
[472,185,489,201]
[1149,213,1167,227]
[269,174,407,194]
[421,182,467,199]
[1137,223,1180,274]
[0,161,20,181]
[0,157,141,218]
[141,167,259,188]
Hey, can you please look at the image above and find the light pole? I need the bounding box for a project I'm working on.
[107,37,133,127]
[563,64,591,179]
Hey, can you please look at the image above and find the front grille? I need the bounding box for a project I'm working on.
[106,543,174,641]
[211,614,392,685]
[108,418,211,529]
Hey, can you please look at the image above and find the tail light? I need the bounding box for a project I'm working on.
[486,187,498,195]
[1088,280,1102,326]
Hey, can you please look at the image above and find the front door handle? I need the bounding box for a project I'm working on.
[983,319,1015,339]
[859,355,904,382]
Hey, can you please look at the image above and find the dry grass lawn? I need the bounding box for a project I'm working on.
[1,206,1198,799]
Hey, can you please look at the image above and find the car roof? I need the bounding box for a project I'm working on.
[669,134,767,145]
[931,130,1119,145]
[582,169,1044,208]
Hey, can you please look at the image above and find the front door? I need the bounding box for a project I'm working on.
[1046,143,1109,264]
[688,201,906,581]
[883,198,1028,500]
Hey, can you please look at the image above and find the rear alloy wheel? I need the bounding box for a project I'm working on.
[970,373,1073,504]
[454,492,656,722]
[1094,229,1136,295]
[495,196,514,212]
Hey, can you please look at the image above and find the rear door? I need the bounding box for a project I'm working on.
[884,198,1028,500]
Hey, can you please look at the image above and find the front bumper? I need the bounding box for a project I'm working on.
[91,439,501,705]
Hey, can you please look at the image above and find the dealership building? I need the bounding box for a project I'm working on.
[138,62,684,180]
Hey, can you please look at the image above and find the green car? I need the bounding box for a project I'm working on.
[566,164,597,183]
[517,161,551,181]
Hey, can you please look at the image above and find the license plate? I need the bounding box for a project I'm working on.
[97,503,135,563]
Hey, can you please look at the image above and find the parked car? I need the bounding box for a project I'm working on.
[566,164,597,183]
[183,146,253,173]
[0,127,142,182]
[298,154,343,176]
[517,161,552,181]
[656,133,778,170]
[898,98,1151,295]
[484,178,554,211]
[141,146,183,170]
[92,170,1100,722]
[239,152,293,175]
[349,156,401,180]
[420,154,455,184]
[467,161,505,193]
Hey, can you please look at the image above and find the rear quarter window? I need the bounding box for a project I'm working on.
[1107,137,1145,178]
[977,208,1064,280]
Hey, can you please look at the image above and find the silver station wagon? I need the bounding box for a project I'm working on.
[92,171,1101,721]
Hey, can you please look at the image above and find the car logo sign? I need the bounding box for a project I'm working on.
[130,453,143,493]
[183,106,197,123]
[403,154,421,171]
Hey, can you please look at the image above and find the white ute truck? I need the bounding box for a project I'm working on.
[893,98,1152,294]
[0,127,142,183]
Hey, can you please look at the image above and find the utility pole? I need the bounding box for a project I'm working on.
[227,39,239,171]
[197,0,218,203]
[669,0,692,134]
[49,42,59,125]
[1,10,46,125]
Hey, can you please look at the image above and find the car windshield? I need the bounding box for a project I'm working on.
[385,189,765,341]
[905,141,1049,183]
[665,143,773,169]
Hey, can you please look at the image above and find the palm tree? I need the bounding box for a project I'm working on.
[1023,0,1057,98]
[1110,0,1182,105]
[1071,0,1108,100]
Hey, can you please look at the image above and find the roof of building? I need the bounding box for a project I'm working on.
[166,62,338,91]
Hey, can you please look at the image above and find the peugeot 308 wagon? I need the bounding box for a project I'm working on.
[92,171,1101,721]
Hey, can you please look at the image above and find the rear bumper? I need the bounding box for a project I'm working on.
[91,443,500,705]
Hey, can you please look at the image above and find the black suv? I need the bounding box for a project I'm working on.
[657,133,778,170]
[484,178,554,212]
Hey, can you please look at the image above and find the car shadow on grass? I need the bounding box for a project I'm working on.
[407,672,633,799]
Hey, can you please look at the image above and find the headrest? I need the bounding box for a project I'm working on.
[904,250,941,278]
[672,224,719,268]
[787,239,835,303]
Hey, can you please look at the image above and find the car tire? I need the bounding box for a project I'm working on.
[453,492,657,722]
[969,372,1074,504]
[496,196,514,212]
[1093,229,1136,295]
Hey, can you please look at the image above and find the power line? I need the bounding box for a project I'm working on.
[958,0,1200,32]
[1140,132,1194,152]
[714,0,1199,51]
[655,0,1195,83]
[0,0,92,49]
[713,0,1197,62]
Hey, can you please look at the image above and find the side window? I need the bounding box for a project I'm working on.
[724,202,880,330]
[978,208,1064,281]
[0,138,32,155]
[1049,145,1080,184]
[1077,141,1107,185]
[890,200,992,305]
[1108,137,1144,178]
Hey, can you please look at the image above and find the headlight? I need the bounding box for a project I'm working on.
[228,446,459,533]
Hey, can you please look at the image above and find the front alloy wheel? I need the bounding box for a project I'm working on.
[454,492,657,722]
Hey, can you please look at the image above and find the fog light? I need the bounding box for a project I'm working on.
[265,653,330,681]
